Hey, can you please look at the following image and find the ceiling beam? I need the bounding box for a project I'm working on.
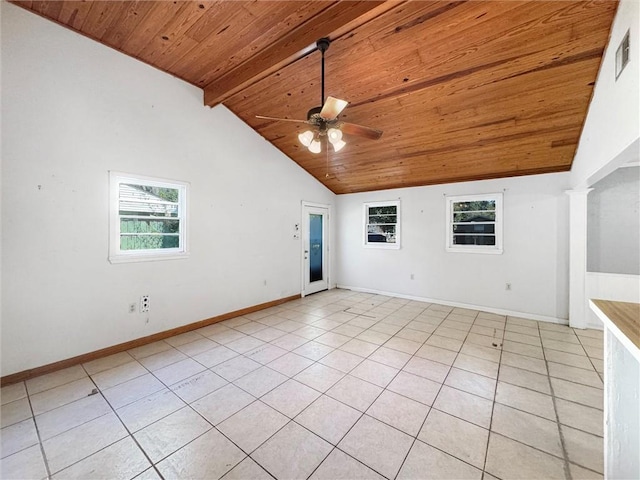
[203,1,396,108]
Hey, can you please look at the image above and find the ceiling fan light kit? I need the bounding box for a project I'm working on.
[327,128,346,152]
[256,37,382,156]
[298,130,314,147]
[308,139,322,154]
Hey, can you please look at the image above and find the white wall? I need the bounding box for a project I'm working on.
[587,166,640,275]
[0,2,335,376]
[571,0,640,188]
[336,173,570,322]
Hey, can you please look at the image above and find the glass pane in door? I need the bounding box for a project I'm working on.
[309,213,323,283]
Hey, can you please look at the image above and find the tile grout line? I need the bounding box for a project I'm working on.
[248,295,413,480]
[135,337,295,478]
[197,295,412,479]
[480,317,506,477]
[23,384,53,480]
[392,308,484,480]
[30,362,156,478]
[345,311,436,478]
[301,302,516,478]
[358,302,453,472]
[74,293,370,478]
[26,371,124,474]
[96,355,255,480]
[575,332,605,383]
[501,323,603,472]
[303,300,434,480]
[94,351,242,479]
[131,352,283,479]
[301,298,441,480]
[491,321,604,474]
[82,363,168,480]
[491,319,605,472]
[541,323,573,480]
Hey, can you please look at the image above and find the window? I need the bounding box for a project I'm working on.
[109,172,189,263]
[446,193,502,254]
[364,200,400,248]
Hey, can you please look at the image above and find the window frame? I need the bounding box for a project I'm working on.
[109,171,189,264]
[445,193,503,254]
[363,200,401,249]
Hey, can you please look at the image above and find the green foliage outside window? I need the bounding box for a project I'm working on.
[119,184,181,251]
[452,200,495,212]
[134,185,179,202]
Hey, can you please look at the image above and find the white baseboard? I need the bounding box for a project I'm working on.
[337,285,569,325]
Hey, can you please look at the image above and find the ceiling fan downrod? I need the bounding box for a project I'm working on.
[317,37,330,106]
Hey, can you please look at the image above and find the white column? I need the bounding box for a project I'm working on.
[566,188,593,329]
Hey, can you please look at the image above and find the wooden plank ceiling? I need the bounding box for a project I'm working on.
[14,1,617,194]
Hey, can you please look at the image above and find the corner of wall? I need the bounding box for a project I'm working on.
[570,0,640,188]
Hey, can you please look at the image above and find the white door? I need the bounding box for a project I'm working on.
[302,203,329,296]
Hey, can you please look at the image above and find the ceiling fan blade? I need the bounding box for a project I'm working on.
[340,122,383,140]
[320,97,349,120]
[255,115,309,124]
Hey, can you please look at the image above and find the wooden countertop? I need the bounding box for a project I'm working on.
[591,299,640,351]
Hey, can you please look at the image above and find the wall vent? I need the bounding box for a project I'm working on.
[615,30,630,80]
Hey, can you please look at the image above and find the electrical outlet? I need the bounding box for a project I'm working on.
[140,295,150,313]
[410,274,415,280]
[128,303,136,314]
[505,283,512,291]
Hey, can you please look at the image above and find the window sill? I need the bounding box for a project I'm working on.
[446,247,503,255]
[109,252,190,264]
[364,243,401,250]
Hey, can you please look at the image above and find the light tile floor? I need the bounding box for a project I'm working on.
[0,289,605,479]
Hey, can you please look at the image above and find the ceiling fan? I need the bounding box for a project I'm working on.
[256,37,383,154]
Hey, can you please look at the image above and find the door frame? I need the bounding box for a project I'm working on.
[301,201,331,297]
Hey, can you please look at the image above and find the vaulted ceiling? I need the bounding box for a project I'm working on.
[14,1,617,194]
